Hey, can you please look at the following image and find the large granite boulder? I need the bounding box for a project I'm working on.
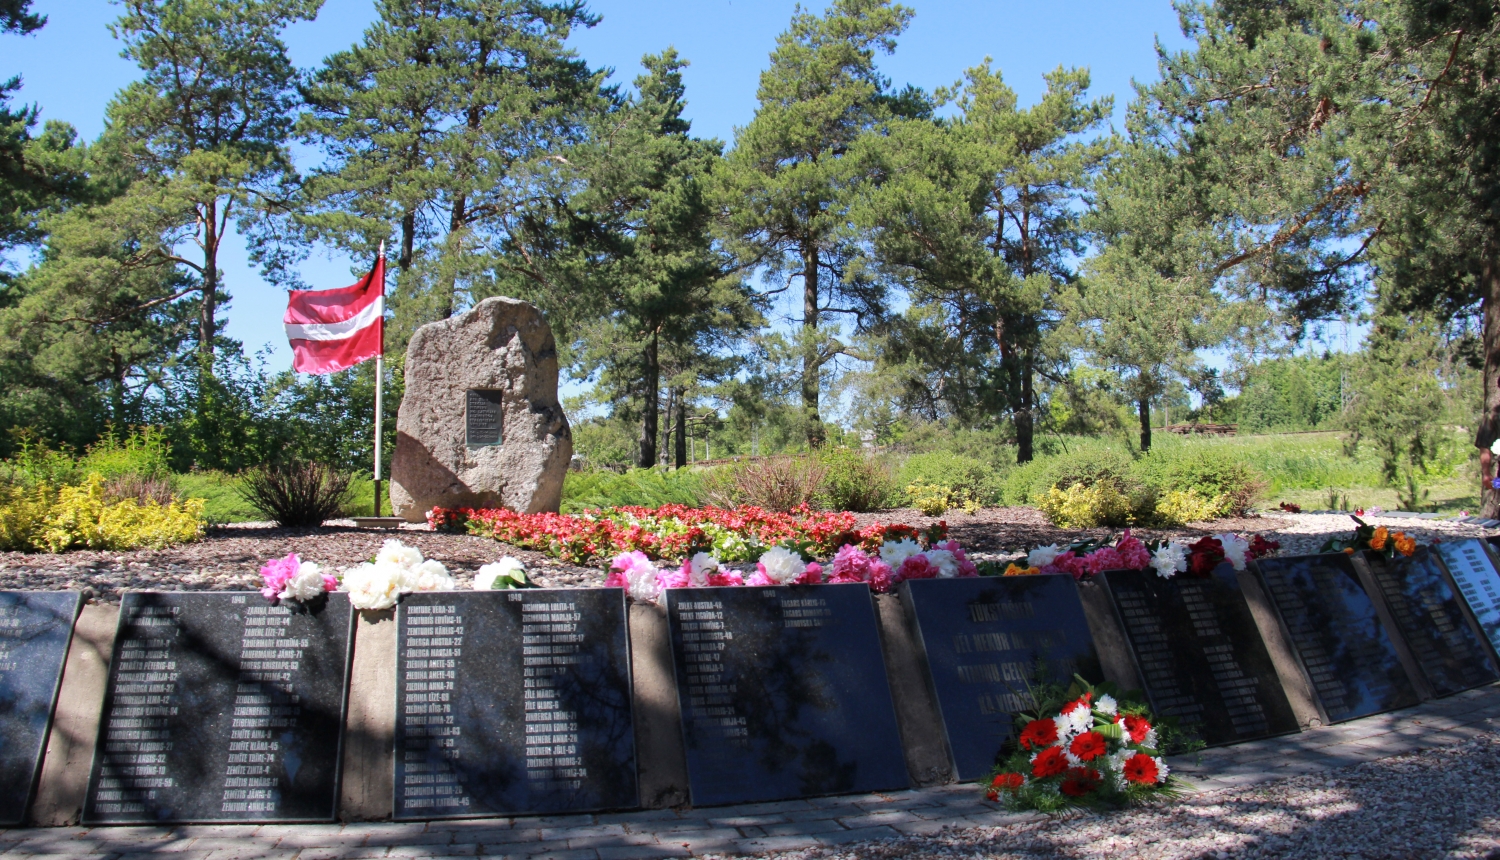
[390,297,572,520]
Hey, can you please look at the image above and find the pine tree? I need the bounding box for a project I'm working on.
[0,0,47,258]
[722,0,913,449]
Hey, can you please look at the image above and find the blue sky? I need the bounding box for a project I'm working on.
[7,0,1198,371]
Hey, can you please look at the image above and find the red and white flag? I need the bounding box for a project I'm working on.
[284,256,385,375]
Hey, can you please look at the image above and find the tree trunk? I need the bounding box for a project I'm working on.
[1016,347,1035,463]
[637,330,659,469]
[1139,396,1152,453]
[440,194,465,319]
[802,242,825,449]
[673,388,687,469]
[399,210,416,272]
[198,199,219,370]
[1479,238,1500,517]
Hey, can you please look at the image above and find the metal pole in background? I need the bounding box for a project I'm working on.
[373,241,385,517]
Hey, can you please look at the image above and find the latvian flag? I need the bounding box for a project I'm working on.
[284,256,385,374]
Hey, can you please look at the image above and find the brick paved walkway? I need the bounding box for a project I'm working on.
[7,683,1500,860]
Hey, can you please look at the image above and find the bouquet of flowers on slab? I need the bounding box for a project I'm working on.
[995,530,1279,581]
[985,677,1188,811]
[1318,516,1416,559]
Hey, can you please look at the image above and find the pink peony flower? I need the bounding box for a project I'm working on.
[868,560,896,593]
[657,565,690,590]
[747,569,775,586]
[1083,547,1124,575]
[829,544,872,583]
[938,540,979,577]
[1115,530,1151,570]
[1044,551,1089,580]
[707,570,745,587]
[796,562,823,585]
[604,571,628,589]
[899,554,938,580]
[259,553,301,601]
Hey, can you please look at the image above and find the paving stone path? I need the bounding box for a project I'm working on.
[6,683,1500,860]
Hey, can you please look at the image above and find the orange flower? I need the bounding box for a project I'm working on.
[1003,563,1041,576]
[1369,527,1389,550]
[1343,547,1355,554]
[1394,534,1416,556]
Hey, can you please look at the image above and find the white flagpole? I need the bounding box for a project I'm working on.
[373,240,386,517]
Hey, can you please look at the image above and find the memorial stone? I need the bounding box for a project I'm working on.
[0,591,81,826]
[84,592,353,824]
[1251,554,1419,723]
[666,584,908,806]
[391,296,572,520]
[393,589,637,818]
[1360,548,1498,695]
[1100,566,1299,746]
[899,576,1101,780]
[1435,539,1500,657]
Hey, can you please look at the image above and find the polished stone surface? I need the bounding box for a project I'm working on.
[394,589,636,818]
[465,389,504,447]
[899,576,1100,780]
[1251,555,1419,723]
[0,591,81,826]
[665,584,908,806]
[84,592,353,824]
[1437,539,1500,657]
[1362,549,1498,696]
[1101,566,1299,746]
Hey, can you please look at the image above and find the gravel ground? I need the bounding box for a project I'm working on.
[1,508,1496,603]
[722,734,1500,860]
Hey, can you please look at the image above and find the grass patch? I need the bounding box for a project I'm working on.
[173,471,262,524]
[561,467,705,512]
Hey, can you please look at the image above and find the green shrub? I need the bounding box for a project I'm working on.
[174,471,262,523]
[238,462,352,527]
[906,482,982,516]
[1000,442,1137,506]
[562,468,703,512]
[1154,489,1225,526]
[1135,447,1266,516]
[898,452,999,504]
[1037,482,1132,528]
[817,448,900,512]
[699,456,825,511]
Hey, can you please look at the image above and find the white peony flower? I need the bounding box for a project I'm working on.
[376,539,424,570]
[1150,542,1188,578]
[279,564,328,602]
[925,549,959,578]
[758,546,806,584]
[1028,544,1063,568]
[414,559,455,591]
[1095,694,1118,716]
[343,563,402,610]
[1216,533,1249,571]
[879,539,924,570]
[688,552,720,587]
[1491,439,1500,456]
[475,557,526,590]
[627,564,660,603]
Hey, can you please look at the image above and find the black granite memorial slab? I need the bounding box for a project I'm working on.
[466,389,504,447]
[1251,554,1419,723]
[0,591,82,826]
[665,583,908,807]
[1100,566,1299,746]
[394,589,637,819]
[83,592,354,824]
[1435,539,1500,659]
[899,576,1101,780]
[1360,548,1498,696]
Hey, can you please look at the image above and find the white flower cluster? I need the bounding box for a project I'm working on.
[1215,533,1250,570]
[342,539,456,610]
[280,562,328,602]
[924,549,959,578]
[758,545,807,584]
[1028,544,1063,568]
[687,552,720,586]
[1150,542,1187,578]
[879,538,924,570]
[474,557,526,590]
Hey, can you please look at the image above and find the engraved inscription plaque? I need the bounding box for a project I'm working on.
[900,576,1101,780]
[394,590,637,818]
[1101,566,1299,746]
[84,592,354,824]
[465,389,504,447]
[0,591,81,826]
[1361,548,1498,696]
[666,584,908,807]
[1436,539,1500,656]
[1251,554,1419,723]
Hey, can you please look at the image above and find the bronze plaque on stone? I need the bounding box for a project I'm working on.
[465,389,504,447]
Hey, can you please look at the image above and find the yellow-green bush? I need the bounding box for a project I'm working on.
[906,482,982,516]
[1153,489,1227,526]
[0,473,206,553]
[1037,481,1132,528]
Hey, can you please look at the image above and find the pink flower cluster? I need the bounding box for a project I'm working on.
[258,552,338,602]
[1039,531,1153,580]
[829,539,978,593]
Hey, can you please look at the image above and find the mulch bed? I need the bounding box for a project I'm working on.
[0,507,1294,603]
